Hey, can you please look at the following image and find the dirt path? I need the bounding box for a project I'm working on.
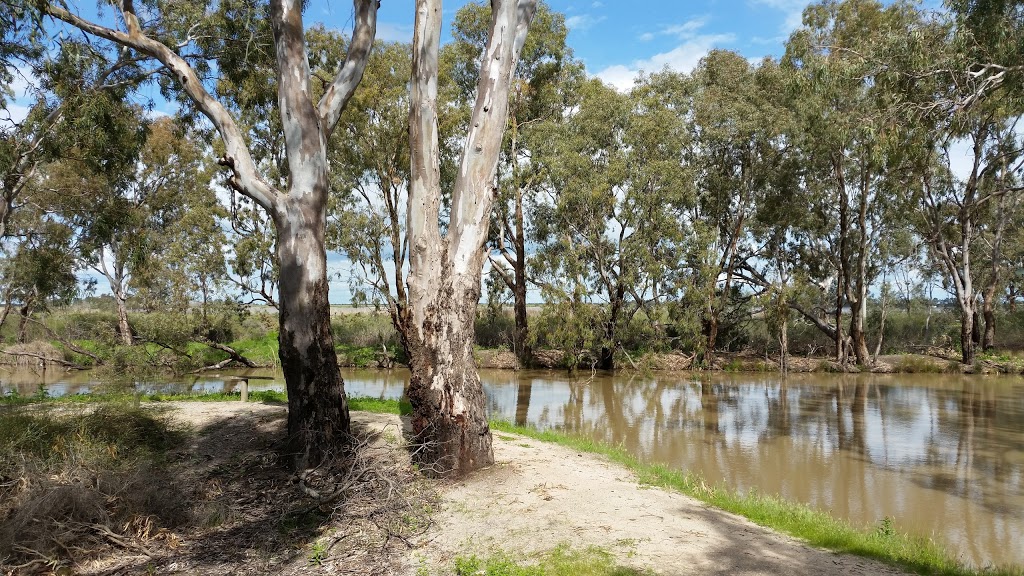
[123,403,909,573]
[410,427,909,576]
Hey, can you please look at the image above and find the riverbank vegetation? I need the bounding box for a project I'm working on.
[11,300,1024,376]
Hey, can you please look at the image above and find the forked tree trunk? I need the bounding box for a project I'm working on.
[982,291,996,351]
[276,199,348,469]
[406,0,537,477]
[115,292,133,346]
[849,299,870,365]
[512,188,531,366]
[17,294,34,344]
[960,296,977,365]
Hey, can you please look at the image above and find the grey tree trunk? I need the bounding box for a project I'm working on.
[849,299,870,366]
[405,274,493,475]
[512,188,532,366]
[406,0,537,477]
[276,198,348,468]
[115,291,133,346]
[982,291,996,351]
[46,0,379,467]
[961,301,977,365]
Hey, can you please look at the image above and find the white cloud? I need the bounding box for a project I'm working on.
[565,13,605,31]
[595,32,735,91]
[0,103,30,126]
[750,0,809,34]
[661,17,710,39]
[375,22,414,43]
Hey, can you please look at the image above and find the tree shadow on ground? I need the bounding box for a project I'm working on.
[0,404,432,576]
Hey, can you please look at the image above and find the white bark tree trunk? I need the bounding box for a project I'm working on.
[406,0,537,477]
[45,0,379,468]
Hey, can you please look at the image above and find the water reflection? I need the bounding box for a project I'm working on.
[479,371,1023,569]
[3,367,1022,568]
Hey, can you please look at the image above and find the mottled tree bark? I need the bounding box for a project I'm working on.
[406,0,537,477]
[276,198,348,468]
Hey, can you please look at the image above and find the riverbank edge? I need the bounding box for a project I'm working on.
[3,393,1021,576]
[24,334,1024,375]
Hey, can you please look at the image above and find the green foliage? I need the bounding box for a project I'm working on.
[331,313,399,349]
[529,298,604,370]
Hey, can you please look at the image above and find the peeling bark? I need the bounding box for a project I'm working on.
[407,0,537,477]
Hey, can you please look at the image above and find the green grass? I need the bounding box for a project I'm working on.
[488,421,1023,576]
[348,396,411,415]
[229,332,280,365]
[451,545,649,576]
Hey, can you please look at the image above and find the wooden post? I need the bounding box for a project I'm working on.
[240,378,249,403]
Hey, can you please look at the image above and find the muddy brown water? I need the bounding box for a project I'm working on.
[3,367,1022,569]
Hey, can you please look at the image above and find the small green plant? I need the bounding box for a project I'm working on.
[877,516,896,538]
[308,540,328,565]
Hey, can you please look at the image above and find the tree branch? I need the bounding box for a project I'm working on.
[44,1,282,215]
[318,0,379,138]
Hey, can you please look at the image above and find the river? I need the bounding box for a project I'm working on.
[2,367,1022,569]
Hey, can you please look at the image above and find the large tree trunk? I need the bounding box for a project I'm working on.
[599,287,624,370]
[17,295,33,344]
[512,187,531,367]
[849,298,870,365]
[982,291,996,351]
[405,272,494,476]
[276,199,348,470]
[960,299,977,365]
[114,291,133,346]
[406,0,536,477]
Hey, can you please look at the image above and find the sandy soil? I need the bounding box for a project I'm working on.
[412,425,909,576]
[46,402,910,575]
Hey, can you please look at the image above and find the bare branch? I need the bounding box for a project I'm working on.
[318,0,379,137]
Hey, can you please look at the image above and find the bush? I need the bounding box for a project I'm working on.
[476,307,516,348]
[331,313,398,349]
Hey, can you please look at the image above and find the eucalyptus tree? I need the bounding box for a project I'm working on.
[2,38,147,243]
[917,112,1024,363]
[404,0,538,475]
[460,2,581,366]
[45,117,212,346]
[531,74,689,369]
[39,0,380,465]
[0,219,78,343]
[782,0,921,365]
[683,51,794,363]
[327,40,414,349]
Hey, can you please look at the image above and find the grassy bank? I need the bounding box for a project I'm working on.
[324,396,1016,576]
[488,420,1022,576]
[448,545,650,576]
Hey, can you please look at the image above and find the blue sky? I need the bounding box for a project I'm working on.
[318,0,810,91]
